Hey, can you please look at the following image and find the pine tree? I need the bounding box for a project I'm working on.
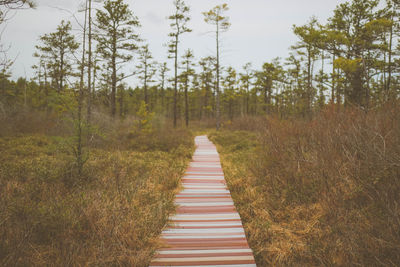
[158,62,169,114]
[292,17,321,116]
[34,20,79,93]
[198,56,215,119]
[168,0,191,128]
[222,66,237,121]
[239,63,253,116]
[328,0,380,107]
[95,0,140,117]
[137,44,156,107]
[255,59,284,114]
[181,49,195,127]
[203,3,230,130]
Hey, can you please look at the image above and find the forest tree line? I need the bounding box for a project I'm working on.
[1,0,399,128]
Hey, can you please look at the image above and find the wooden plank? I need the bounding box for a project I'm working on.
[149,136,256,267]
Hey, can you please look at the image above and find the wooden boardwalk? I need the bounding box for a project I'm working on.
[149,136,256,267]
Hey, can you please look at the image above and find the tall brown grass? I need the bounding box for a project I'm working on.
[0,111,194,266]
[210,103,400,266]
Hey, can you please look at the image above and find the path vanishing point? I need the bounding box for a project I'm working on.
[150,135,256,267]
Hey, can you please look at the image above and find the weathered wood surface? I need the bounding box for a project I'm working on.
[149,136,256,267]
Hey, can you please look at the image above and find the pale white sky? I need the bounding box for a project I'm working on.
[3,0,348,86]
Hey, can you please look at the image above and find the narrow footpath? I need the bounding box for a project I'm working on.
[149,136,256,267]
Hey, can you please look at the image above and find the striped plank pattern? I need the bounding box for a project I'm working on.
[149,136,256,267]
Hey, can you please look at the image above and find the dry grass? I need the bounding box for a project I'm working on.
[210,103,400,266]
[0,116,194,266]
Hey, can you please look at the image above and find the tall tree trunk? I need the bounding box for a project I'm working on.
[383,51,387,95]
[77,0,88,177]
[229,99,233,120]
[184,76,189,127]
[246,83,249,115]
[111,54,116,117]
[184,61,189,127]
[319,51,325,108]
[203,86,209,119]
[60,52,64,92]
[307,48,312,115]
[216,24,221,130]
[253,88,257,115]
[336,70,341,111]
[264,86,268,114]
[173,35,178,128]
[111,30,117,117]
[365,52,371,110]
[119,86,123,117]
[44,65,49,114]
[387,17,393,101]
[92,58,96,104]
[161,68,165,114]
[144,64,148,105]
[87,0,92,124]
[332,54,335,105]
[350,65,364,106]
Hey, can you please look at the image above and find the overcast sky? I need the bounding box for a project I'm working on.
[3,0,348,86]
